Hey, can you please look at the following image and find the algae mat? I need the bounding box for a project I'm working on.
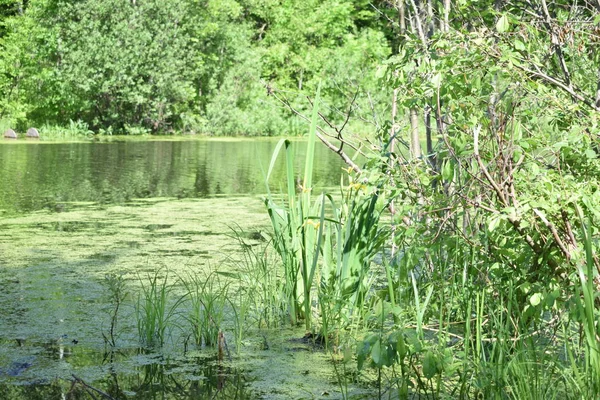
[0,197,372,399]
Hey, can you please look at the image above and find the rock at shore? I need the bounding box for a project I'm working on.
[26,128,40,138]
[3,129,17,139]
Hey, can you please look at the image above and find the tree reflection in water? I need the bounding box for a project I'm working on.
[0,347,250,400]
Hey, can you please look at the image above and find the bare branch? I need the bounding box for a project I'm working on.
[520,64,600,112]
[539,0,573,90]
[533,208,571,260]
[273,92,363,174]
[473,126,508,205]
[70,375,117,400]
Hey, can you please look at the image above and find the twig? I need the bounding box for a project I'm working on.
[473,126,508,205]
[272,92,363,173]
[473,126,542,254]
[70,375,117,400]
[533,208,571,260]
[522,64,600,112]
[539,0,573,91]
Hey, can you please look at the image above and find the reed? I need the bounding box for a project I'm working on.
[264,84,325,330]
[226,226,286,329]
[574,204,600,395]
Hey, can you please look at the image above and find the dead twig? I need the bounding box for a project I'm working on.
[70,375,116,400]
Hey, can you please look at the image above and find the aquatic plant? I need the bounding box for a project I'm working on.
[135,270,185,348]
[264,85,326,330]
[102,273,128,349]
[181,271,229,348]
[225,226,286,331]
[264,85,389,340]
[39,120,94,139]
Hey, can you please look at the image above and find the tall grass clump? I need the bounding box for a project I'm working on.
[181,271,229,348]
[40,120,94,139]
[570,205,600,396]
[135,270,184,348]
[264,84,325,329]
[264,85,389,343]
[225,226,285,329]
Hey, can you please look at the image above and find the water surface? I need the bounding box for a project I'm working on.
[0,138,371,399]
[0,138,346,214]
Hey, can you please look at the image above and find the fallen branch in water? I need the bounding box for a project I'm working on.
[68,375,117,400]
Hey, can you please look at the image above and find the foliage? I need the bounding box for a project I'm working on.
[253,1,600,397]
[181,271,229,348]
[0,0,390,135]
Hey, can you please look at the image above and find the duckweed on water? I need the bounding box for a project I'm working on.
[0,197,373,399]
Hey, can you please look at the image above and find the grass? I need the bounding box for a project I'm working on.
[4,94,599,398]
[181,270,229,348]
[135,270,185,348]
[257,99,600,398]
[38,120,95,139]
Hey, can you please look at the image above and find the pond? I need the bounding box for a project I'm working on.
[0,138,373,399]
[0,138,345,215]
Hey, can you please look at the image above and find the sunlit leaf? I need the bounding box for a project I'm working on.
[496,14,510,33]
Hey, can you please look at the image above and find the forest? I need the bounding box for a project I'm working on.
[1,0,600,399]
[0,0,391,136]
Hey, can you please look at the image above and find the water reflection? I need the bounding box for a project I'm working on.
[0,139,346,214]
[0,342,250,400]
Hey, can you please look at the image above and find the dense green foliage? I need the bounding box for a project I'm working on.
[0,0,390,135]
[253,1,600,398]
[3,0,600,398]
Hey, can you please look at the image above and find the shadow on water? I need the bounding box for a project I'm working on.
[0,341,250,399]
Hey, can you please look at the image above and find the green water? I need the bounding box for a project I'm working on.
[0,138,345,215]
[0,138,373,399]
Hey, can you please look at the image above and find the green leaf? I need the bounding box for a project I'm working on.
[431,73,442,89]
[371,339,382,366]
[422,351,438,379]
[395,333,407,359]
[585,149,597,160]
[514,39,526,51]
[442,161,453,180]
[488,216,501,233]
[496,14,510,33]
[530,292,542,307]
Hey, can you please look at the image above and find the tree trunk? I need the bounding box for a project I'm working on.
[425,104,433,160]
[398,0,406,35]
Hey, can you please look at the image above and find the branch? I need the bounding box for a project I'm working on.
[407,0,429,50]
[533,208,571,260]
[273,92,362,174]
[519,64,600,112]
[473,126,542,253]
[306,94,363,154]
[473,126,508,205]
[70,375,117,400]
[539,0,573,90]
